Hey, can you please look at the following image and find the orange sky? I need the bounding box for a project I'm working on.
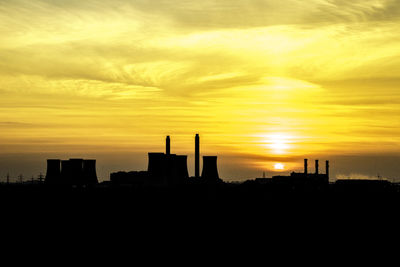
[1,0,400,181]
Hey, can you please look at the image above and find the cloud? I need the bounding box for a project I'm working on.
[1,0,400,179]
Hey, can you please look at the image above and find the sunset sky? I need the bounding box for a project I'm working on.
[1,0,400,181]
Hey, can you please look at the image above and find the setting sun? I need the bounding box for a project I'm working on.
[274,163,285,170]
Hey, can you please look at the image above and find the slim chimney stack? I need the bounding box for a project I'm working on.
[326,160,329,179]
[166,135,170,155]
[304,159,308,176]
[195,134,200,178]
[315,160,319,175]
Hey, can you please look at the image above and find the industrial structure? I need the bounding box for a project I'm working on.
[195,133,200,178]
[45,158,98,185]
[110,134,221,185]
[201,156,219,181]
[250,158,331,190]
[11,133,400,195]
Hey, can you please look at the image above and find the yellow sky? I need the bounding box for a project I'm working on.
[1,0,400,180]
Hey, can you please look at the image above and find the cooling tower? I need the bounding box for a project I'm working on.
[175,155,189,183]
[201,156,219,181]
[83,159,98,184]
[69,158,84,185]
[165,154,177,185]
[45,159,61,184]
[61,160,72,184]
[195,134,200,178]
[148,153,166,183]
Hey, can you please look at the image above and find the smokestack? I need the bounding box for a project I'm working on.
[45,159,61,184]
[326,160,329,179]
[315,160,319,175]
[201,156,219,181]
[83,159,98,184]
[195,134,200,178]
[304,159,308,176]
[166,136,170,155]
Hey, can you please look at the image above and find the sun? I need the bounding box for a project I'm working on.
[274,163,285,170]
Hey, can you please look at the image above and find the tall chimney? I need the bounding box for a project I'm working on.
[195,134,200,178]
[166,135,170,155]
[326,160,329,179]
[304,159,308,176]
[315,160,319,175]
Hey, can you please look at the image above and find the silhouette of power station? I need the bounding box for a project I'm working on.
[44,134,332,188]
[17,133,399,194]
[45,158,98,185]
[260,158,329,189]
[44,134,220,186]
[111,134,221,186]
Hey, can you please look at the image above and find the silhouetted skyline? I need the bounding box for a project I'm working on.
[2,133,396,188]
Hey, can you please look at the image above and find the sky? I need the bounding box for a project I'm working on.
[1,0,400,182]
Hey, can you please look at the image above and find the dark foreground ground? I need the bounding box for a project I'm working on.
[1,181,399,210]
[1,181,398,260]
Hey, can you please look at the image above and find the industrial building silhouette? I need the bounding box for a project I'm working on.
[20,133,396,195]
[45,158,98,185]
[110,134,221,186]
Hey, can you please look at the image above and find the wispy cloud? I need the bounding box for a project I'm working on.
[1,0,400,179]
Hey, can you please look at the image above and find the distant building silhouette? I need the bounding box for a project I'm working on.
[45,158,98,185]
[265,159,330,190]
